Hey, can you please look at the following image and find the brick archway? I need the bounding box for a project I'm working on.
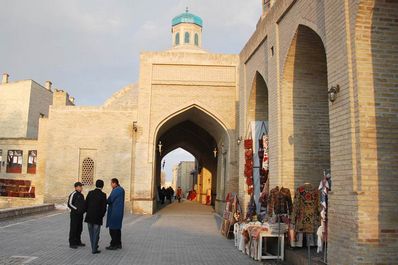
[152,105,231,212]
[281,24,330,190]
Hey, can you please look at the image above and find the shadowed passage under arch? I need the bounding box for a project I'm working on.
[154,106,229,209]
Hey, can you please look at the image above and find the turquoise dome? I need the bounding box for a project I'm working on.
[172,11,203,27]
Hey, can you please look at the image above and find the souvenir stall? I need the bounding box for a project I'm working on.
[230,119,332,262]
[233,180,323,262]
[234,188,290,261]
[289,170,331,264]
[235,121,290,261]
[246,121,269,216]
[220,192,242,238]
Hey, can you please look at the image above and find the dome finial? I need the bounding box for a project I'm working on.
[186,6,189,13]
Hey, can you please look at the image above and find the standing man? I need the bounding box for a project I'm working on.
[106,178,125,250]
[68,182,86,249]
[85,179,107,254]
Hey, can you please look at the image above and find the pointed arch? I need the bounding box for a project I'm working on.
[153,103,231,144]
[153,104,231,210]
[247,71,269,125]
[281,24,330,189]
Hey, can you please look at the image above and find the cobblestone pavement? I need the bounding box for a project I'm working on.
[0,201,284,265]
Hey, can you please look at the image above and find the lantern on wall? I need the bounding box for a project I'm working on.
[158,141,163,155]
[328,85,340,103]
[213,147,217,158]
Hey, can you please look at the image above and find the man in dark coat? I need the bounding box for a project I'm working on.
[106,178,125,250]
[84,179,107,254]
[68,182,86,249]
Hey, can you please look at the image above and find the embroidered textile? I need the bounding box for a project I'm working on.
[291,184,320,233]
[267,186,293,216]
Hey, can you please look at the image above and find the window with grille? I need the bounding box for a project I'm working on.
[81,157,94,185]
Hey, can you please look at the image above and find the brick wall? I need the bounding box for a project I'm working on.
[239,0,398,263]
[352,0,398,263]
[281,25,330,189]
[0,81,31,138]
[41,107,136,204]
[27,81,52,139]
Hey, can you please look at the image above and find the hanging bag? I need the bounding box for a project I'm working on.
[244,138,253,149]
[244,161,253,177]
[246,176,253,186]
[245,149,253,161]
[244,167,253,178]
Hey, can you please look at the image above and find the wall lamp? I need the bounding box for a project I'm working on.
[132,121,138,132]
[328,85,340,103]
[237,136,243,145]
[213,147,217,158]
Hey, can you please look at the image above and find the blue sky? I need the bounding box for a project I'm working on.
[0,0,261,179]
[0,0,260,105]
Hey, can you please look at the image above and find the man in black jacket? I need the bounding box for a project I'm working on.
[68,182,86,249]
[85,179,107,254]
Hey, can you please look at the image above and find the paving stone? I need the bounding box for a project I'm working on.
[0,201,286,265]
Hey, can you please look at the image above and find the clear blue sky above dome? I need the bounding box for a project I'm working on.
[0,0,260,106]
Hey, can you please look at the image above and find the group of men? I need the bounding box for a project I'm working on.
[158,186,175,204]
[67,178,125,254]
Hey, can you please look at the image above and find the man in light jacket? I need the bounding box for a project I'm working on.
[85,179,107,254]
[106,178,125,250]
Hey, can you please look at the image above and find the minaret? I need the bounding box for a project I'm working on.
[171,8,203,51]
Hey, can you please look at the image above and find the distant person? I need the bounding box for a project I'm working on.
[106,178,125,250]
[160,187,166,204]
[68,182,86,249]
[169,187,174,202]
[176,187,183,203]
[166,187,173,203]
[85,179,107,254]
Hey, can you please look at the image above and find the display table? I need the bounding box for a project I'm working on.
[234,222,287,261]
[257,232,285,261]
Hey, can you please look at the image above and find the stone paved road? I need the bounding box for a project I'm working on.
[0,201,284,265]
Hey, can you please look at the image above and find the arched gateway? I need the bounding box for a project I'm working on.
[153,105,229,208]
[130,11,239,214]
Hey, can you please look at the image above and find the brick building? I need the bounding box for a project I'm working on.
[238,1,398,264]
[0,1,397,263]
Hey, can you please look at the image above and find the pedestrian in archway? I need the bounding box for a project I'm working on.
[166,186,174,203]
[106,178,125,250]
[176,186,183,203]
[161,187,166,204]
[85,179,107,254]
[68,182,86,249]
